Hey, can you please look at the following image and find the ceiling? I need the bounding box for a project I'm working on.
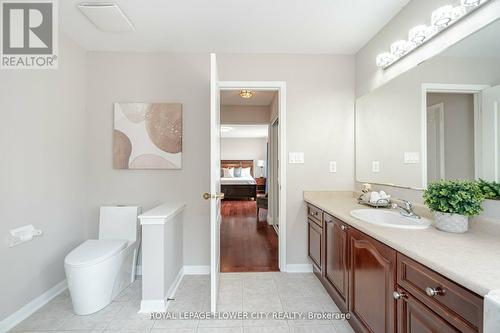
[441,19,500,59]
[221,125,269,138]
[221,90,276,106]
[61,0,409,54]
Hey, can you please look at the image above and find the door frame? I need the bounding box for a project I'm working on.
[426,103,446,181]
[421,83,489,188]
[219,80,287,271]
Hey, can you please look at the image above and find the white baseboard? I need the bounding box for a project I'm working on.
[183,265,210,275]
[284,264,313,273]
[0,280,67,333]
[267,216,273,225]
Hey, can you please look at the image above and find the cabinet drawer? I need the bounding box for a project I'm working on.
[397,254,483,333]
[307,204,322,226]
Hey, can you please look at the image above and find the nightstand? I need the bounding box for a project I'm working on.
[256,177,266,194]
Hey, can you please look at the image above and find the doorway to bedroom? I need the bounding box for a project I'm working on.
[219,89,280,272]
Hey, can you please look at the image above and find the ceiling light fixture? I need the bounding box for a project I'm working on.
[376,0,489,69]
[239,90,255,99]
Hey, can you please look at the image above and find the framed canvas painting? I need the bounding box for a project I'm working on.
[113,103,182,169]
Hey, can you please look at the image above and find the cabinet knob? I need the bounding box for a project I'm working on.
[393,291,407,300]
[426,287,445,297]
[341,225,349,231]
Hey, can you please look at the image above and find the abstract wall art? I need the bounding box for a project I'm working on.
[113,103,182,169]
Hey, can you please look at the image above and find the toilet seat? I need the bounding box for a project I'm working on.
[65,239,127,268]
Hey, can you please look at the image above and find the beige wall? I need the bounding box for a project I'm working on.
[221,105,271,124]
[0,35,87,320]
[217,54,356,264]
[427,93,475,181]
[221,138,268,177]
[85,53,211,266]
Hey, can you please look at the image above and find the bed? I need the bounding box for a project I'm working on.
[221,160,257,200]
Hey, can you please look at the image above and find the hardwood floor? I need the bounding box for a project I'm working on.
[220,200,279,272]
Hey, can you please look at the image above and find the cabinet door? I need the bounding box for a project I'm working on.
[308,219,322,270]
[348,227,397,333]
[324,214,348,306]
[396,288,460,333]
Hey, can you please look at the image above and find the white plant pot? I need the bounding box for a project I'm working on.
[434,212,469,233]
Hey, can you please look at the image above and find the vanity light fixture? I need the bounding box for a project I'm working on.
[376,0,489,69]
[239,90,255,99]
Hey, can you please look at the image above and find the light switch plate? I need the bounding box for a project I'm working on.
[404,152,420,164]
[329,161,337,173]
[372,161,380,173]
[288,152,304,164]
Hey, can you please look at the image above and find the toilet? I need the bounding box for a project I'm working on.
[64,206,141,315]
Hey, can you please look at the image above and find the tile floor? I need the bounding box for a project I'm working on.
[12,273,354,333]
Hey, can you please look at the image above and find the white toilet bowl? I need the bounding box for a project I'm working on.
[64,206,141,315]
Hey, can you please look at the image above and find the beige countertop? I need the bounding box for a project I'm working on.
[303,191,500,297]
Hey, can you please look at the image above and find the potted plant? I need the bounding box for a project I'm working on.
[423,180,484,233]
[477,179,500,200]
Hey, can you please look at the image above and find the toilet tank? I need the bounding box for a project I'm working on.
[99,206,142,242]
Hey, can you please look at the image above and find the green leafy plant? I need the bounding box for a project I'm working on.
[477,179,500,200]
[423,180,484,216]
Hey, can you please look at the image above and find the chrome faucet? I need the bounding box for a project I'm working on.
[393,199,421,219]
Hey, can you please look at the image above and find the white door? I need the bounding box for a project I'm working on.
[208,53,221,312]
[482,84,500,182]
[426,103,445,183]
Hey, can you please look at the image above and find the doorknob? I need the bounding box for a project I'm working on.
[203,192,225,200]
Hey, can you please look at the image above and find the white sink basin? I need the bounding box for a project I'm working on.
[350,209,432,230]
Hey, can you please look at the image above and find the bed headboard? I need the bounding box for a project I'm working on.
[221,160,254,177]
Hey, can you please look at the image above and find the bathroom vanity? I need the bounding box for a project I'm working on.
[305,191,500,333]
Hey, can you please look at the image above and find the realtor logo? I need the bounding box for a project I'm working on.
[1,0,58,69]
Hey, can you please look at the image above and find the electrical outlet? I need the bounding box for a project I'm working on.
[372,161,380,173]
[329,161,337,173]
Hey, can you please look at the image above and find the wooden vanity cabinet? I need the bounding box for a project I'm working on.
[348,227,397,333]
[323,213,349,311]
[305,204,483,333]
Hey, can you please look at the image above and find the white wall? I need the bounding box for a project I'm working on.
[427,93,475,180]
[217,54,355,264]
[85,53,211,266]
[221,138,268,177]
[0,35,87,320]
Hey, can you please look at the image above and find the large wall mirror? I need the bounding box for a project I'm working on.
[356,19,500,190]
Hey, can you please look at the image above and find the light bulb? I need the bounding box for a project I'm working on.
[432,5,454,27]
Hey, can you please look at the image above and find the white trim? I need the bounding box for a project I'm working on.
[284,264,313,273]
[136,265,142,276]
[421,83,489,188]
[183,265,210,275]
[219,81,287,272]
[494,102,499,182]
[139,299,167,314]
[0,280,67,332]
[267,215,273,225]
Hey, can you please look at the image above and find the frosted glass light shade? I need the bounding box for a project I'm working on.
[390,40,410,57]
[461,0,481,6]
[432,5,454,27]
[257,160,265,167]
[408,25,427,44]
[376,52,395,68]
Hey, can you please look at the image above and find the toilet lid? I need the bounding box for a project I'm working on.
[65,239,127,268]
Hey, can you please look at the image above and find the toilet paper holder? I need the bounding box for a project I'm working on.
[8,225,43,248]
